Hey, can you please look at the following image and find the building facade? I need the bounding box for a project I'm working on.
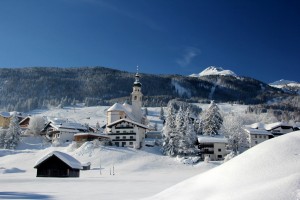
[197,136,228,161]
[105,71,147,149]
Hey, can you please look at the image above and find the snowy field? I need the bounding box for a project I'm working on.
[1,104,299,199]
[0,142,218,200]
[148,131,300,200]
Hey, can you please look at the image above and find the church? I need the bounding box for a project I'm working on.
[105,70,148,149]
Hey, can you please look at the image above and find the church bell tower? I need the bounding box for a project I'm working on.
[131,67,143,123]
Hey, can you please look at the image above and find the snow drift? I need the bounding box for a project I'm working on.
[147,131,300,200]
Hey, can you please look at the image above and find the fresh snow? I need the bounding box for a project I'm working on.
[190,66,236,77]
[0,144,218,200]
[270,79,298,86]
[1,104,298,199]
[146,131,300,200]
[171,79,191,98]
[269,79,300,94]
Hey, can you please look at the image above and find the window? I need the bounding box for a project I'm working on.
[255,135,257,138]
[115,142,119,147]
[217,155,222,158]
[123,131,126,133]
[129,142,133,145]
[123,136,126,139]
[255,141,258,144]
[130,136,133,139]
[116,131,120,133]
[122,142,126,147]
[116,136,120,139]
[134,96,137,100]
[218,148,221,152]
[259,135,262,138]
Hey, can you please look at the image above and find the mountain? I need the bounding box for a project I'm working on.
[270,79,300,94]
[190,66,237,77]
[147,131,300,200]
[0,66,292,112]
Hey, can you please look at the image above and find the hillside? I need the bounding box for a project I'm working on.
[147,131,300,200]
[0,66,290,112]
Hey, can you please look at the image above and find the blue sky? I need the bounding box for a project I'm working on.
[0,0,299,83]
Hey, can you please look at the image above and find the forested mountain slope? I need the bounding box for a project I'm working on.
[0,66,290,112]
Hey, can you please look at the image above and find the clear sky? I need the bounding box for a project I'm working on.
[0,0,299,83]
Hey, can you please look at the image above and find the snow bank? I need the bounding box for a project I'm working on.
[147,131,300,200]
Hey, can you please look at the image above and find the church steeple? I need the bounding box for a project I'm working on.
[133,66,142,87]
[131,66,143,123]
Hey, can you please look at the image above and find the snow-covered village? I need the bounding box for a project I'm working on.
[0,67,299,200]
[1,1,300,200]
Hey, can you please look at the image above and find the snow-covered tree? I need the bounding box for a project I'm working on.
[4,114,21,149]
[27,116,45,135]
[144,107,148,116]
[0,129,7,148]
[159,106,165,120]
[177,108,198,155]
[221,112,249,153]
[154,122,158,131]
[201,101,223,136]
[162,103,177,156]
[162,104,198,157]
[96,122,101,132]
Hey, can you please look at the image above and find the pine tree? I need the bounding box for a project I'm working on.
[201,101,223,136]
[0,129,6,148]
[4,113,21,149]
[162,103,177,156]
[177,108,198,156]
[159,106,165,120]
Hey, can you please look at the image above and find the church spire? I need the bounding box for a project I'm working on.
[133,65,142,87]
[132,66,143,123]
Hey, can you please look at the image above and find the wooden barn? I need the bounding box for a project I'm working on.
[34,151,82,177]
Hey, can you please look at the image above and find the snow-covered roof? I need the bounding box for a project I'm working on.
[197,135,228,143]
[245,122,293,131]
[74,132,109,138]
[34,151,82,169]
[0,111,11,118]
[46,120,88,132]
[122,102,132,112]
[264,122,292,131]
[107,103,138,122]
[244,127,273,135]
[107,118,148,129]
[246,122,265,129]
[107,103,126,112]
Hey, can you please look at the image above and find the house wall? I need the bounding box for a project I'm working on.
[199,142,228,161]
[250,134,270,147]
[107,111,125,125]
[0,116,11,128]
[53,131,77,143]
[213,143,227,160]
[107,121,145,149]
